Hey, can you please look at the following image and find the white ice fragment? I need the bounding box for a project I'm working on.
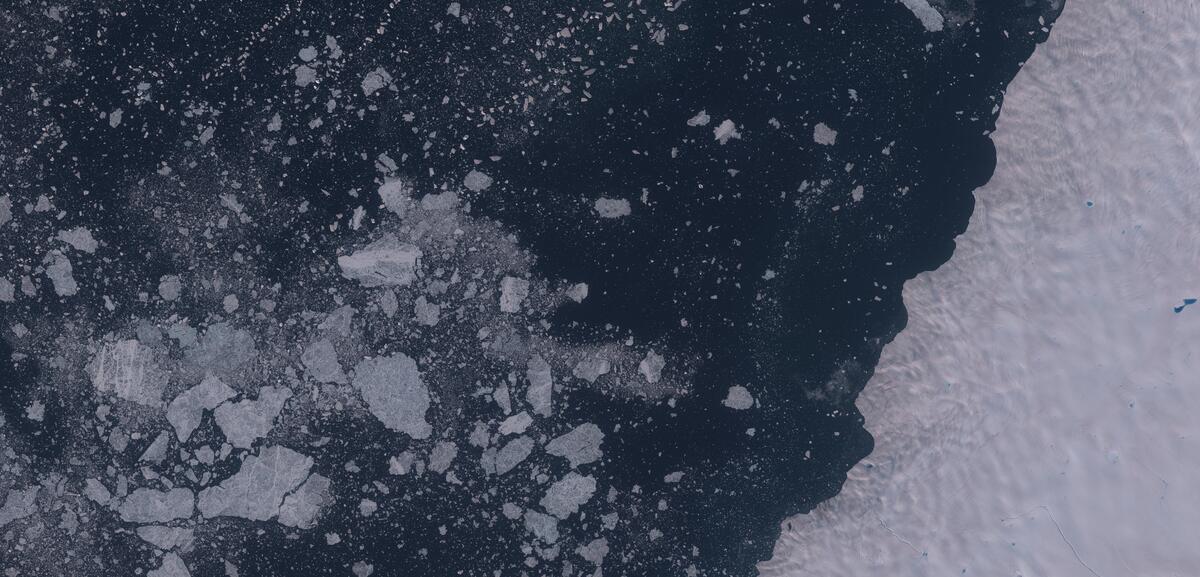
[137,525,195,550]
[57,227,98,253]
[197,445,313,521]
[566,282,588,303]
[638,350,666,384]
[540,472,596,519]
[713,119,741,144]
[0,486,39,528]
[686,110,711,127]
[117,488,194,524]
[338,234,422,287]
[498,411,533,436]
[45,252,79,296]
[851,185,865,202]
[89,339,167,406]
[463,169,493,192]
[278,473,332,529]
[900,0,945,32]
[148,552,191,577]
[525,355,553,417]
[351,354,432,439]
[722,385,755,410]
[213,385,293,449]
[302,339,348,384]
[524,510,560,544]
[594,197,632,218]
[109,108,123,128]
[499,276,529,313]
[447,2,461,17]
[813,122,838,146]
[167,375,237,442]
[361,67,393,96]
[545,423,604,468]
[158,275,182,301]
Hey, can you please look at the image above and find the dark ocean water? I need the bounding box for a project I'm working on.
[0,1,1063,575]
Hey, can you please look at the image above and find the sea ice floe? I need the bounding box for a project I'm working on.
[813,122,838,145]
[540,472,596,519]
[213,385,293,449]
[351,353,432,439]
[57,227,98,253]
[463,169,493,192]
[338,234,422,287]
[88,339,168,407]
[167,375,237,442]
[45,252,79,296]
[523,510,560,544]
[0,486,39,528]
[302,339,348,384]
[722,385,755,410]
[499,276,529,313]
[197,445,313,522]
[545,423,604,469]
[148,552,191,577]
[593,197,632,218]
[713,119,741,144]
[117,488,194,524]
[278,473,333,529]
[525,355,553,417]
[136,525,195,550]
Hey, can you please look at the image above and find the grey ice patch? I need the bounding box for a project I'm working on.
[462,169,493,192]
[352,561,375,577]
[0,194,11,226]
[572,357,611,383]
[577,538,609,566]
[428,441,458,474]
[687,110,711,127]
[351,353,432,439]
[638,350,666,384]
[378,178,412,216]
[45,252,79,296]
[523,510,560,544]
[213,385,293,449]
[84,479,113,505]
[567,282,588,303]
[713,119,741,144]
[338,234,422,287]
[108,108,123,128]
[198,445,313,521]
[88,339,168,406]
[0,486,39,528]
[722,385,755,410]
[498,411,532,436]
[900,0,945,31]
[413,296,441,326]
[361,67,393,96]
[420,191,459,211]
[158,275,183,301]
[294,64,317,87]
[851,185,865,202]
[139,431,171,463]
[493,435,535,475]
[57,227,98,253]
[167,375,237,442]
[499,276,529,313]
[186,323,257,373]
[0,278,13,302]
[525,354,553,417]
[545,423,604,469]
[593,197,632,218]
[540,472,596,519]
[298,46,318,62]
[813,122,838,145]
[136,525,195,550]
[302,339,348,384]
[278,473,332,529]
[148,553,191,577]
[117,488,195,524]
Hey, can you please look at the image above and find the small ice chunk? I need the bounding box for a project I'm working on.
[413,296,440,326]
[84,479,113,505]
[352,354,432,439]
[148,553,191,577]
[137,525,195,550]
[139,431,170,463]
[213,385,294,449]
[546,423,604,468]
[713,119,741,144]
[388,452,417,475]
[0,195,11,226]
[499,276,529,313]
[686,110,711,127]
[722,385,755,410]
[463,169,493,192]
[379,289,399,318]
[158,275,183,301]
[109,108,123,128]
[525,355,553,417]
[428,441,458,474]
[338,234,422,287]
[851,185,865,202]
[900,0,945,32]
[524,510,560,544]
[540,472,596,519]
[278,473,333,529]
[361,67,393,96]
[118,488,194,524]
[167,375,237,442]
[447,2,461,17]
[377,178,411,216]
[294,65,317,87]
[24,400,44,421]
[89,339,167,406]
[223,294,240,313]
[566,282,588,303]
[594,197,632,218]
[0,486,39,528]
[186,323,257,373]
[45,252,79,296]
[298,46,318,62]
[198,445,313,521]
[494,435,535,475]
[302,339,348,384]
[0,278,14,302]
[352,561,374,577]
[420,191,459,211]
[498,411,533,436]
[638,350,666,384]
[813,122,838,146]
[577,538,609,566]
[572,357,611,383]
[57,227,98,253]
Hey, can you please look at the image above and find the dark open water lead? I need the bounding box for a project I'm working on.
[0,1,1063,575]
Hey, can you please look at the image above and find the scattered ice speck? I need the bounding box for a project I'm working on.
[499,276,529,313]
[428,441,458,473]
[158,275,183,301]
[88,339,168,406]
[900,0,945,32]
[638,350,666,384]
[117,488,195,524]
[594,197,632,218]
[57,227,98,253]
[567,282,589,303]
[0,486,39,528]
[361,67,393,96]
[136,525,195,550]
[546,423,604,468]
[523,510,560,544]
[298,46,318,62]
[525,354,553,417]
[379,289,399,318]
[45,252,79,296]
[540,472,596,519]
[198,445,313,521]
[167,374,237,442]
[148,552,191,577]
[686,110,711,127]
[294,65,317,87]
[813,122,838,145]
[278,473,333,529]
[213,385,294,449]
[713,119,741,144]
[722,385,755,410]
[302,339,348,384]
[463,169,493,192]
[351,353,432,439]
[338,234,422,287]
[109,108,123,128]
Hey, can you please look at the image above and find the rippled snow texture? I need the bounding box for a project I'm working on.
[763,1,1200,575]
